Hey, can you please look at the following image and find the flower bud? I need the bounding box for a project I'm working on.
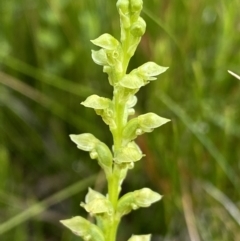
[116,0,129,14]
[122,117,139,142]
[130,0,143,13]
[95,142,113,170]
[116,192,135,216]
[60,216,105,241]
[130,17,146,37]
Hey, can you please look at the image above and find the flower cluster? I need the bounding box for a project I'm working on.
[61,1,170,241]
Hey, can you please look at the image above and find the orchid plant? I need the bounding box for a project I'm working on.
[60,1,170,240]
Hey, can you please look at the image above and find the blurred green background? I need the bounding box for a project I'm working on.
[0,0,240,240]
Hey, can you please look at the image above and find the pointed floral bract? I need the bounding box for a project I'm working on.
[60,216,105,241]
[70,133,99,151]
[81,94,111,110]
[91,33,119,50]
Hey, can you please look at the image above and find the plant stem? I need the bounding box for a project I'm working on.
[106,24,134,241]
[107,93,127,241]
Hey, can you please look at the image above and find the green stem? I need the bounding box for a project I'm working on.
[108,172,120,209]
[106,22,133,241]
[106,169,121,241]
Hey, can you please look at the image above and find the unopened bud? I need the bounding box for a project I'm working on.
[95,142,113,169]
[130,17,146,37]
[122,117,139,141]
[130,0,143,13]
[116,0,129,14]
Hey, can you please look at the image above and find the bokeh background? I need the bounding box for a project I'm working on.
[0,0,240,240]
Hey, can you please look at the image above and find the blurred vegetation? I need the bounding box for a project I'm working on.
[0,0,240,240]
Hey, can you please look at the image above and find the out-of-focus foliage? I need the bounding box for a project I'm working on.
[0,0,239,240]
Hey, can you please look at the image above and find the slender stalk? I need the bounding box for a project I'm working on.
[60,2,169,241]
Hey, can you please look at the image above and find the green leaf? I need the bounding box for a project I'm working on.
[91,33,119,50]
[138,112,170,132]
[91,49,109,66]
[60,216,105,241]
[128,234,151,241]
[81,94,111,109]
[70,133,99,151]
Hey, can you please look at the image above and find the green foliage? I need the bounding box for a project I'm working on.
[0,0,240,240]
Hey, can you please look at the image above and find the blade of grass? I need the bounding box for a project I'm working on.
[0,71,93,129]
[181,181,201,241]
[0,55,94,97]
[0,174,97,235]
[157,91,238,188]
[142,8,180,51]
[228,70,240,80]
[202,181,240,226]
